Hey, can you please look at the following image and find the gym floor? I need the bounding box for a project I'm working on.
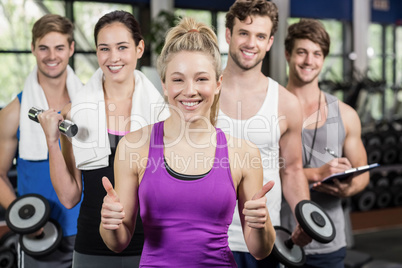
[350,226,402,267]
[346,205,402,268]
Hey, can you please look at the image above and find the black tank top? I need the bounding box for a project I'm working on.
[75,133,144,256]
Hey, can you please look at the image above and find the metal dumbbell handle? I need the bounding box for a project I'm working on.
[28,107,78,138]
[284,238,294,249]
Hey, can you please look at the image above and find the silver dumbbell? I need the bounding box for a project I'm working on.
[28,107,78,137]
[6,194,63,257]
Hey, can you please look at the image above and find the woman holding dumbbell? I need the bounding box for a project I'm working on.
[38,10,169,268]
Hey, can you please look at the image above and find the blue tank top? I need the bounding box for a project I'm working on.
[138,121,237,267]
[16,92,81,237]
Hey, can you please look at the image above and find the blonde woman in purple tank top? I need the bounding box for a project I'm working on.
[100,17,276,267]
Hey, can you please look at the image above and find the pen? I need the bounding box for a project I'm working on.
[324,147,338,158]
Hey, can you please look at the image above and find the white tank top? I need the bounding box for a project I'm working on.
[216,77,281,252]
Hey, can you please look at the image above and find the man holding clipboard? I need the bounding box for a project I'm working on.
[280,19,370,268]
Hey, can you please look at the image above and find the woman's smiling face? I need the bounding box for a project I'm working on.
[96,22,144,84]
[163,50,221,123]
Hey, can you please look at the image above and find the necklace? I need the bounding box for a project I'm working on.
[303,90,321,168]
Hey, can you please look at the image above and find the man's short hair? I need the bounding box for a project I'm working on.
[32,14,74,47]
[285,19,330,58]
[225,0,278,37]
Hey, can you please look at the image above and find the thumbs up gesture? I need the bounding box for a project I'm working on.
[101,177,125,230]
[243,180,275,229]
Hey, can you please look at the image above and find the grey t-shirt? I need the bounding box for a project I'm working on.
[280,92,347,255]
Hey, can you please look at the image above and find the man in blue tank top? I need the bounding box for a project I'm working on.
[282,19,369,268]
[216,1,313,267]
[0,14,82,268]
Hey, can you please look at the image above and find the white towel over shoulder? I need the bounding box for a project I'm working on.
[71,68,169,170]
[19,65,82,161]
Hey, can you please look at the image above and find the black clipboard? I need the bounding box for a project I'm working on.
[319,163,380,185]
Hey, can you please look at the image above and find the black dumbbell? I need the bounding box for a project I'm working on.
[372,173,392,209]
[381,144,398,165]
[0,231,18,252]
[390,173,402,207]
[28,107,78,137]
[0,247,15,268]
[366,145,382,164]
[0,231,18,268]
[364,132,383,164]
[352,189,376,212]
[364,132,382,147]
[271,200,336,267]
[5,194,63,257]
[352,178,376,212]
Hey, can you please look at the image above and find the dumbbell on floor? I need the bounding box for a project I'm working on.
[28,107,78,138]
[5,194,63,257]
[271,200,336,267]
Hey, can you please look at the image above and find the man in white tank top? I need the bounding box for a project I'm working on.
[216,1,312,267]
[282,19,369,268]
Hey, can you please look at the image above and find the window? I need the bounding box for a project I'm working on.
[367,23,383,80]
[0,0,134,107]
[397,26,402,84]
[0,0,66,106]
[174,9,229,68]
[174,9,212,25]
[217,11,229,68]
[72,2,133,84]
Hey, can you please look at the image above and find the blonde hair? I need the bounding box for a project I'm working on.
[157,17,222,126]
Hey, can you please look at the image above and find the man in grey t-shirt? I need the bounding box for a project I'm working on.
[282,19,369,268]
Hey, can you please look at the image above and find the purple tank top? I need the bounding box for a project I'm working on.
[138,121,237,267]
